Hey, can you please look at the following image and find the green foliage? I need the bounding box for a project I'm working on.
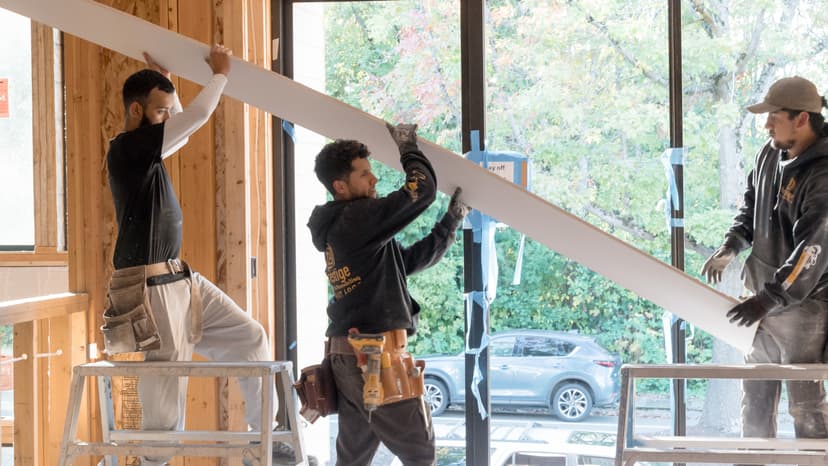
[0,326,11,347]
[319,0,828,395]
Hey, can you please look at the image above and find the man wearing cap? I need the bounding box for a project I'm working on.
[701,76,828,441]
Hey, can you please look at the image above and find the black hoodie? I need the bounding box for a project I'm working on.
[307,148,462,337]
[726,127,828,308]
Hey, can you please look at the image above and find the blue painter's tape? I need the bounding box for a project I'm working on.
[282,120,296,144]
[668,147,685,165]
[470,129,481,155]
[661,149,681,211]
[464,290,491,419]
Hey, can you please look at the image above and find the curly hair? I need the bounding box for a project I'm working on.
[314,139,371,194]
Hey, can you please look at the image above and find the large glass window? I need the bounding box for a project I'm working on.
[682,0,828,437]
[292,3,461,464]
[484,0,669,441]
[291,0,828,462]
[0,8,33,248]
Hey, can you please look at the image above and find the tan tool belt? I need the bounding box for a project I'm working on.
[101,259,203,355]
[331,329,425,406]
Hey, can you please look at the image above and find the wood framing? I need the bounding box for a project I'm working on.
[0,292,88,325]
[9,17,80,466]
[31,21,59,251]
[13,323,39,465]
[4,1,275,464]
[0,251,67,266]
[61,1,274,466]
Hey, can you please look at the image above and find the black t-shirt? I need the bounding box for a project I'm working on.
[107,123,183,269]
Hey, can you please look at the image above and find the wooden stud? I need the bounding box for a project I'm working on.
[13,322,39,466]
[31,22,59,251]
[177,2,220,463]
[62,28,99,466]
[0,251,68,266]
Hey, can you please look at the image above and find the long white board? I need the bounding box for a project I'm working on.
[0,0,756,353]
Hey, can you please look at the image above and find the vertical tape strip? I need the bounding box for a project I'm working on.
[281,120,296,144]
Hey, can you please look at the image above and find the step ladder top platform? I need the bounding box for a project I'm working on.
[622,362,828,379]
[75,360,293,377]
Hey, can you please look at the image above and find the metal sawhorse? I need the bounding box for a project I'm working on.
[616,363,828,466]
[58,360,307,466]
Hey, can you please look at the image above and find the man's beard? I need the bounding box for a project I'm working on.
[139,113,153,128]
[770,137,795,151]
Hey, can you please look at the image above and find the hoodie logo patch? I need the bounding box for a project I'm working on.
[780,177,796,204]
[404,170,427,201]
[782,244,822,290]
[325,243,362,299]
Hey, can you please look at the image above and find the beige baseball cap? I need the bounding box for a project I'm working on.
[747,76,823,114]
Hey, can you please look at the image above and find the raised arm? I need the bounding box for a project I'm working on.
[143,51,182,116]
[157,45,232,159]
[403,187,469,275]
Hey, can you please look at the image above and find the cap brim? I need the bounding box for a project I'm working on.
[747,101,781,114]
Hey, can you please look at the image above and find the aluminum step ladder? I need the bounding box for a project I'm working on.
[57,360,307,466]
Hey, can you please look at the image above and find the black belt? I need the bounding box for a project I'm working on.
[146,271,189,287]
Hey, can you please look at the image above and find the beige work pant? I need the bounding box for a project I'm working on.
[139,272,274,466]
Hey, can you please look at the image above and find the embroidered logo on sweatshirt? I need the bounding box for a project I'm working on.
[780,178,797,204]
[404,170,427,201]
[325,243,362,299]
[782,244,822,290]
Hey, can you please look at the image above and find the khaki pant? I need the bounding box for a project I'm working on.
[331,354,435,466]
[139,272,274,466]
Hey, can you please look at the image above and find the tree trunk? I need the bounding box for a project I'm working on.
[698,121,747,434]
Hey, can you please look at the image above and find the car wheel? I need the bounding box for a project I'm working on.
[551,382,592,422]
[424,378,449,416]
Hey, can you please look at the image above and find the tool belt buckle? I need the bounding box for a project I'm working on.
[167,258,184,274]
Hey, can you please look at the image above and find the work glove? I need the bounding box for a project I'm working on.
[726,293,778,327]
[386,122,419,153]
[700,245,736,284]
[448,187,471,220]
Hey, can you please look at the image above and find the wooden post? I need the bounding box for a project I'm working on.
[13,323,38,466]
[31,22,59,252]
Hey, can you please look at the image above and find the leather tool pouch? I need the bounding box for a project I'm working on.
[294,348,338,424]
[101,265,162,354]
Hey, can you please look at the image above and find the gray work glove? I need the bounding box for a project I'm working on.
[448,187,471,220]
[386,122,419,153]
[726,293,778,327]
[700,245,736,284]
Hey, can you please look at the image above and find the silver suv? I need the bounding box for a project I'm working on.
[420,330,621,421]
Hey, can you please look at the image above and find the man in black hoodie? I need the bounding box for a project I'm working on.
[701,76,828,442]
[307,124,468,465]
